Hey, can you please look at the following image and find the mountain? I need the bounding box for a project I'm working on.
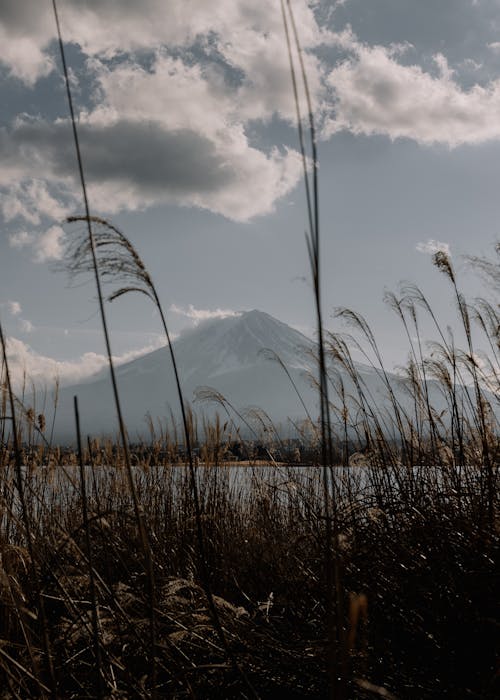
[50,310,318,442]
[47,309,494,444]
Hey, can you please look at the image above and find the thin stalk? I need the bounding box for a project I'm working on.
[63,213,258,697]
[0,320,56,696]
[282,2,346,697]
[51,3,157,693]
[47,377,60,462]
[259,348,315,426]
[74,397,104,698]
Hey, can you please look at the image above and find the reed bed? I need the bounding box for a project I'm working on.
[0,447,496,698]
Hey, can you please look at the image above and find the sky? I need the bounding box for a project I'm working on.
[1,0,499,387]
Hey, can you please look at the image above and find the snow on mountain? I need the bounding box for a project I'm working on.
[50,310,318,441]
[45,309,491,443]
[112,309,314,383]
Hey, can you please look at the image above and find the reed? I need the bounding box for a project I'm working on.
[61,214,258,697]
[51,1,162,691]
[281,2,346,696]
[0,143,495,700]
[0,436,496,697]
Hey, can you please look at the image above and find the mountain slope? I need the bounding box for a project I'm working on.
[48,309,493,444]
[51,310,318,441]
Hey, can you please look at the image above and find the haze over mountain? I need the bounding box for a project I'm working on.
[47,309,486,443]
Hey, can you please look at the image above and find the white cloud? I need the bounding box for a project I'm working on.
[4,180,71,224]
[325,37,500,147]
[4,1,500,235]
[34,225,65,262]
[0,1,326,91]
[9,225,66,263]
[0,110,303,224]
[9,301,22,316]
[8,231,35,249]
[170,303,241,324]
[3,2,500,153]
[416,239,451,256]
[460,58,483,72]
[19,319,34,333]
[0,300,22,318]
[3,335,167,389]
[80,52,308,218]
[0,0,327,132]
[0,24,54,85]
[0,1,327,223]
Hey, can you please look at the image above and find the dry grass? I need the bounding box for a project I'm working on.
[0,428,497,697]
[1,233,498,700]
[1,240,499,698]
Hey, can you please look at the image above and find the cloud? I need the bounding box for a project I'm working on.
[9,301,21,316]
[0,303,32,341]
[8,225,65,263]
[1,180,70,225]
[325,37,500,147]
[3,335,167,389]
[0,0,327,131]
[9,301,22,316]
[416,239,451,256]
[0,1,327,224]
[34,225,65,262]
[0,0,325,89]
[19,319,34,333]
[329,0,500,62]
[0,21,54,85]
[170,304,241,324]
[0,300,22,317]
[4,0,500,235]
[8,231,35,249]
[0,112,303,222]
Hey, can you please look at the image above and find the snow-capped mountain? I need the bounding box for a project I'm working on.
[47,309,495,443]
[51,310,318,441]
[116,309,314,384]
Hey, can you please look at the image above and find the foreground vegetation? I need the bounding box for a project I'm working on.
[1,234,499,700]
[0,450,497,699]
[1,233,497,698]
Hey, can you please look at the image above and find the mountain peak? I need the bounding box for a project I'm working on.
[52,309,319,441]
[228,309,306,341]
[239,309,270,320]
[171,309,313,379]
[51,308,466,443]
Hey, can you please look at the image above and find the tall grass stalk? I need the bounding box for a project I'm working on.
[433,250,494,521]
[0,320,56,695]
[74,397,103,698]
[51,2,157,692]
[195,385,279,465]
[281,1,346,696]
